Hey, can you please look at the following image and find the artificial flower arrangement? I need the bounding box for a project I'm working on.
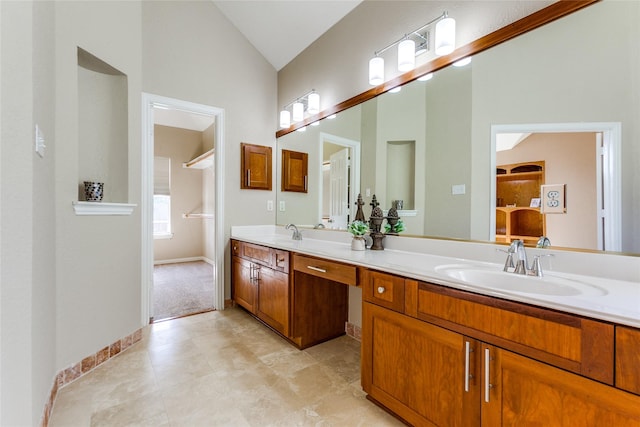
[385,218,405,234]
[348,220,369,236]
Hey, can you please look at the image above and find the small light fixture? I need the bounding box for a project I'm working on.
[397,39,415,72]
[368,11,455,85]
[292,102,304,122]
[369,56,384,86]
[296,126,307,132]
[453,57,471,67]
[389,87,402,93]
[435,15,456,56]
[311,121,320,126]
[418,73,433,81]
[279,110,291,129]
[307,92,320,115]
[327,114,337,120]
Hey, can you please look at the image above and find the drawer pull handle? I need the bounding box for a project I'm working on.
[484,348,492,403]
[377,286,386,294]
[307,266,327,273]
[464,341,471,392]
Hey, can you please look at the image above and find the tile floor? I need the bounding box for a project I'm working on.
[49,307,404,426]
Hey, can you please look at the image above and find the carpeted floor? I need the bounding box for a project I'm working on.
[153,261,214,321]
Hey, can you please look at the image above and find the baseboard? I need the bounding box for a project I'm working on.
[154,256,213,265]
[346,322,362,341]
[40,327,143,427]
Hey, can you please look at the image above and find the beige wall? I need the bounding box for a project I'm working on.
[142,1,277,300]
[496,133,598,250]
[1,1,274,423]
[153,125,206,262]
[278,1,553,117]
[1,1,57,423]
[471,1,640,253]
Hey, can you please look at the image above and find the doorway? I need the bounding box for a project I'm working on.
[490,122,621,251]
[141,93,225,324]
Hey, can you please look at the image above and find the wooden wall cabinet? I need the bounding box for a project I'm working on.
[281,149,308,193]
[496,161,545,245]
[241,143,272,190]
[361,267,640,426]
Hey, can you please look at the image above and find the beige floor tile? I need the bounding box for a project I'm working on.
[49,307,404,426]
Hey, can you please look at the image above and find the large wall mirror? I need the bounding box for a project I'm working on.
[276,0,639,255]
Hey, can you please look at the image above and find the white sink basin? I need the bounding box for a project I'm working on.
[435,265,608,297]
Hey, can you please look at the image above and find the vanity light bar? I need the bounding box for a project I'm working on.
[279,89,320,129]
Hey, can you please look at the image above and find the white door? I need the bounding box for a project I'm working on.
[329,148,349,229]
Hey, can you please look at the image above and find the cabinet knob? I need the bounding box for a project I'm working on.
[233,245,237,251]
[377,286,386,294]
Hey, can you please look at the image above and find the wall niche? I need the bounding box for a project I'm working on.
[77,47,128,205]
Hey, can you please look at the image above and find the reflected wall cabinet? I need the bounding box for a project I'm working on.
[281,149,308,193]
[241,143,272,190]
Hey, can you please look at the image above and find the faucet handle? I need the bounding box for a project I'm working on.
[530,254,555,277]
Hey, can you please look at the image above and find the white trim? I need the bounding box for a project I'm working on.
[72,201,136,215]
[318,132,361,226]
[490,122,621,251]
[141,93,226,326]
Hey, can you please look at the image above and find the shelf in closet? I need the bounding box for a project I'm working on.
[183,148,214,169]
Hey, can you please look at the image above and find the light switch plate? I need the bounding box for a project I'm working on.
[35,124,46,158]
[452,184,466,195]
[279,201,286,211]
[267,200,274,211]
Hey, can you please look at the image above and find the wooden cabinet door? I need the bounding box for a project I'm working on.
[256,266,290,336]
[241,143,272,190]
[232,256,256,313]
[482,344,640,426]
[281,149,308,192]
[362,302,480,427]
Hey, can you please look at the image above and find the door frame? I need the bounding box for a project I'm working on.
[490,122,621,251]
[318,132,361,227]
[141,93,226,324]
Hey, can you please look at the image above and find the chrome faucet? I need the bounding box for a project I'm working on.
[536,236,551,248]
[285,223,302,240]
[512,240,529,275]
[505,239,553,277]
[313,223,325,229]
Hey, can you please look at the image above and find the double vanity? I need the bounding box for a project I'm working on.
[231,225,640,425]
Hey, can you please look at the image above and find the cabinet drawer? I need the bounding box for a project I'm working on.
[362,269,405,313]
[415,281,614,384]
[232,240,272,266]
[293,254,356,286]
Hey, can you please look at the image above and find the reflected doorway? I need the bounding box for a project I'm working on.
[318,132,361,229]
[490,122,621,251]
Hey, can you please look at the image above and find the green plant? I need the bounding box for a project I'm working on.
[385,219,405,233]
[348,220,369,236]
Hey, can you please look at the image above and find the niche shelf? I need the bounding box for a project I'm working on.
[72,201,136,216]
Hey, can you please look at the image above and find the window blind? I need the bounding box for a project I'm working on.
[154,156,171,196]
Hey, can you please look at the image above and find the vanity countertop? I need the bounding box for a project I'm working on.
[231,227,640,329]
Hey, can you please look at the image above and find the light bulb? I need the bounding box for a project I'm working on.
[369,56,384,85]
[398,39,416,72]
[292,102,304,122]
[435,17,456,56]
[307,93,320,115]
[279,110,291,129]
